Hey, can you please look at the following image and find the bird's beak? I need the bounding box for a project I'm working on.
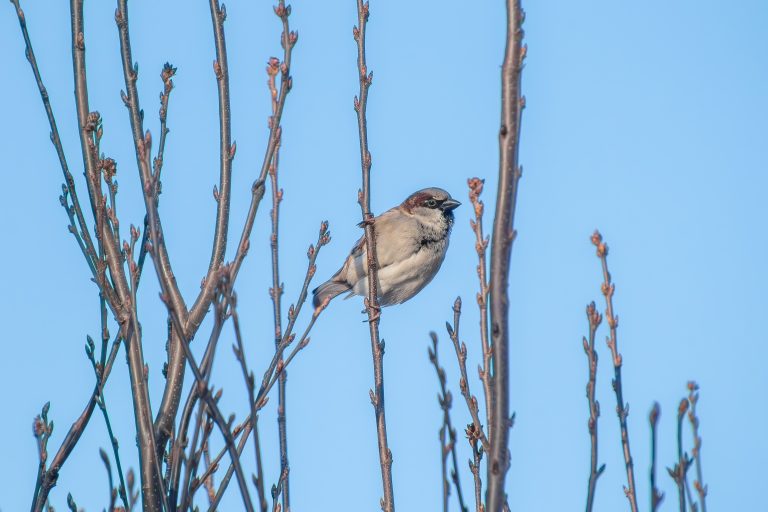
[441,198,461,211]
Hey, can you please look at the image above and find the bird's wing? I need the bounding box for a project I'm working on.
[340,207,421,283]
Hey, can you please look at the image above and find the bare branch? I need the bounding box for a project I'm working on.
[30,328,122,511]
[591,231,639,512]
[667,398,693,512]
[446,298,490,454]
[209,223,330,508]
[353,2,394,510]
[169,313,225,509]
[429,332,469,512]
[164,290,255,512]
[9,0,100,280]
[467,178,493,436]
[687,382,708,512]
[232,291,269,512]
[264,6,295,505]
[649,403,664,512]
[467,422,484,512]
[486,1,525,509]
[583,302,605,512]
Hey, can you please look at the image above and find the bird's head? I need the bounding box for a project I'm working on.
[402,187,461,226]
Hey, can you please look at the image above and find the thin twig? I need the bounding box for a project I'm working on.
[353,3,394,510]
[164,300,255,512]
[649,403,664,512]
[112,3,180,508]
[195,0,296,316]
[209,223,330,508]
[446,298,490,453]
[266,21,291,507]
[667,398,693,512]
[467,425,484,512]
[429,333,469,512]
[202,434,217,506]
[96,287,129,511]
[231,291,269,512]
[10,0,99,279]
[99,448,117,512]
[591,231,639,512]
[467,178,493,437]
[583,302,606,512]
[169,311,225,509]
[486,1,525,509]
[30,331,122,512]
[687,382,708,512]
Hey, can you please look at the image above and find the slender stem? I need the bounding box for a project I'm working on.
[467,178,493,437]
[487,1,525,509]
[169,315,224,510]
[9,0,100,277]
[649,403,663,512]
[165,303,255,512]
[204,0,233,290]
[353,2,394,510]
[687,382,707,512]
[447,298,490,453]
[591,231,639,512]
[115,0,187,320]
[469,439,483,512]
[180,392,209,511]
[94,344,130,511]
[30,330,123,512]
[583,302,605,512]
[202,435,218,506]
[208,310,320,510]
[429,333,469,512]
[187,0,296,332]
[266,22,290,506]
[672,398,690,512]
[232,295,268,512]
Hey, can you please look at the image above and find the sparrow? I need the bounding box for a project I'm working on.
[312,187,460,308]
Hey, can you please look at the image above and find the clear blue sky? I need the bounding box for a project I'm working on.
[1,1,766,510]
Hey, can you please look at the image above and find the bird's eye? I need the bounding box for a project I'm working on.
[425,199,438,208]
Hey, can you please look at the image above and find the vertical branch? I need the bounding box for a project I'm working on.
[487,1,525,509]
[266,36,290,510]
[232,290,269,512]
[591,231,639,512]
[164,302,255,512]
[468,429,484,512]
[649,403,664,512]
[429,333,469,512]
[447,300,487,512]
[667,399,692,512]
[583,302,605,512]
[447,299,490,453]
[467,178,493,437]
[687,382,708,512]
[352,2,394,511]
[169,313,225,509]
[155,0,241,453]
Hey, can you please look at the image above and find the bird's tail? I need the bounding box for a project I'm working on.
[312,279,350,309]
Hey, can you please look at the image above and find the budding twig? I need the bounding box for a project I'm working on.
[583,302,606,512]
[429,332,469,512]
[591,230,638,512]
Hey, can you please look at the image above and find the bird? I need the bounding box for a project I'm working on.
[312,187,460,309]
